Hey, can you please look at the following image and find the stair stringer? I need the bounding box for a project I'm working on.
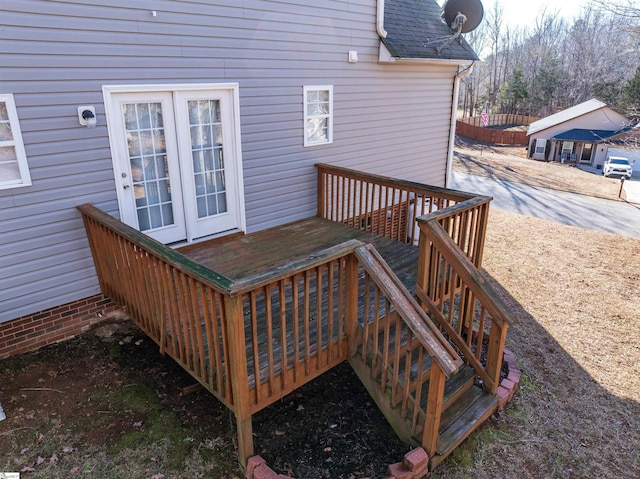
[348,355,422,447]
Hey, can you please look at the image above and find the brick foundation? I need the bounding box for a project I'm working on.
[0,294,126,360]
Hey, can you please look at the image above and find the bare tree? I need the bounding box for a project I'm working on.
[460,1,640,119]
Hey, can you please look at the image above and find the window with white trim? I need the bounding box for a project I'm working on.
[0,94,31,190]
[534,138,546,155]
[304,85,333,147]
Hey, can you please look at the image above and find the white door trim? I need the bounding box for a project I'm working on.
[103,83,246,243]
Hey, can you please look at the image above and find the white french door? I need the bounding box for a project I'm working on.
[105,84,245,244]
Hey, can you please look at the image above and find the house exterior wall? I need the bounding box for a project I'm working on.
[0,0,460,328]
[527,108,629,161]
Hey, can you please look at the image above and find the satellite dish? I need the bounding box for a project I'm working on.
[442,0,484,33]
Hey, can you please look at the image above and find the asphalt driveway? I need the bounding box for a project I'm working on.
[450,172,640,238]
[623,176,640,204]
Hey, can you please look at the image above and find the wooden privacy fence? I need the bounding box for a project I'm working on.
[456,121,528,146]
[456,114,538,146]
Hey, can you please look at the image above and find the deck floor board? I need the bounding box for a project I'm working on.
[178,217,418,290]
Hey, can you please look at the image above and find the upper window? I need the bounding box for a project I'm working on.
[304,85,333,147]
[0,94,31,190]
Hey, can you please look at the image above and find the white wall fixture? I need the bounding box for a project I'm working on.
[78,106,97,128]
[348,51,358,63]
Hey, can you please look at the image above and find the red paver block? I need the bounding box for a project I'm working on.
[253,463,280,479]
[497,385,510,410]
[246,456,267,479]
[403,448,429,472]
[507,369,521,385]
[387,462,413,479]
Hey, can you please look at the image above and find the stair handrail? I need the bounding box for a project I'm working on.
[354,244,463,378]
[416,216,514,394]
[352,243,464,457]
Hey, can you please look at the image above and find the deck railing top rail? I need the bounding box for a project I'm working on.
[77,204,235,294]
[316,162,476,203]
[78,204,364,296]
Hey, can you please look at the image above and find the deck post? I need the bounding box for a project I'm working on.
[345,253,360,357]
[415,224,430,297]
[422,363,446,458]
[223,294,253,468]
[484,321,507,395]
[317,165,326,218]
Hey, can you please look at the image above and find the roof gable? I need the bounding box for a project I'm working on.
[527,99,608,136]
[382,0,479,62]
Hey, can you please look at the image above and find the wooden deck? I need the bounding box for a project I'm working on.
[176,217,419,390]
[78,163,513,471]
[178,217,419,291]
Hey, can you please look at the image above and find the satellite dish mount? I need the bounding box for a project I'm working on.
[437,0,484,54]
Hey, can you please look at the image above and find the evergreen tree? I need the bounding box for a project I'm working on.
[621,66,640,120]
[592,80,624,108]
[499,69,529,114]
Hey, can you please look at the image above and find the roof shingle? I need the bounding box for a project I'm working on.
[382,0,480,61]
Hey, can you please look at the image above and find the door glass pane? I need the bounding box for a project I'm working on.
[123,102,174,232]
[187,99,228,219]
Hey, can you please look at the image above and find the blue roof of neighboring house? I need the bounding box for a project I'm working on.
[553,127,634,142]
[382,0,479,61]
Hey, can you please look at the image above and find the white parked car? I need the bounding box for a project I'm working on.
[602,156,633,179]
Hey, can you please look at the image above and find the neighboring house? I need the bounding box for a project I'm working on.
[0,0,479,359]
[527,99,635,166]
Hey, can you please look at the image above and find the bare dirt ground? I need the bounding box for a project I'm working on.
[0,322,410,479]
[453,137,623,200]
[2,140,639,478]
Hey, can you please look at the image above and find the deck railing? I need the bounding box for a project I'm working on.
[316,163,491,267]
[415,217,513,395]
[78,204,237,408]
[78,204,364,464]
[232,240,364,413]
[351,244,462,457]
[317,163,509,395]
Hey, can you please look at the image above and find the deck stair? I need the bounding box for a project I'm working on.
[348,244,499,469]
[351,342,498,469]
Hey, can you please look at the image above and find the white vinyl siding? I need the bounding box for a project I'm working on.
[304,85,333,147]
[1,0,459,322]
[0,94,31,190]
